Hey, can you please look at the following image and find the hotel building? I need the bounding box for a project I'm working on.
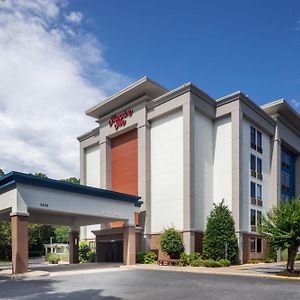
[78,77,300,263]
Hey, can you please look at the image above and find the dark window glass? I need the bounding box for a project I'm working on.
[257,184,262,200]
[251,127,256,149]
[251,154,256,171]
[250,238,256,253]
[257,238,262,253]
[257,131,262,148]
[251,182,256,198]
[251,209,256,226]
[257,158,262,174]
[257,211,262,225]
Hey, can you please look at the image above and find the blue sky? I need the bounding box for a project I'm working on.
[0,0,299,178]
[71,0,300,107]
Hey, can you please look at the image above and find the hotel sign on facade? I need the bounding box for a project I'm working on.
[109,109,133,130]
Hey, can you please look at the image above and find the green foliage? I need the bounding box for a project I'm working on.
[264,243,277,263]
[54,226,69,243]
[160,226,184,258]
[258,197,300,272]
[203,200,238,263]
[0,168,4,176]
[47,253,61,264]
[79,241,95,263]
[178,252,190,266]
[33,172,48,178]
[218,259,231,267]
[263,257,275,263]
[247,259,261,264]
[136,251,157,264]
[0,221,11,260]
[61,177,80,184]
[190,258,205,267]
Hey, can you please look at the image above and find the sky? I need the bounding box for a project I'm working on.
[0,0,300,179]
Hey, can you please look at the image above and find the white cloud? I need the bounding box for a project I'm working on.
[65,11,83,24]
[295,19,300,31]
[0,0,131,178]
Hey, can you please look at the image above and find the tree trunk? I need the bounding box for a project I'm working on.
[286,247,298,273]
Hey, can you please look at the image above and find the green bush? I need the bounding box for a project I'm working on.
[189,252,201,262]
[47,253,61,264]
[247,259,261,264]
[203,259,221,267]
[160,227,184,258]
[263,257,275,263]
[79,241,94,263]
[178,252,189,266]
[136,251,157,264]
[190,258,205,267]
[296,253,300,261]
[218,259,231,267]
[203,200,238,263]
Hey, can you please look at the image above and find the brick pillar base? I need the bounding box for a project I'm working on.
[123,225,136,265]
[11,214,29,274]
[69,230,79,264]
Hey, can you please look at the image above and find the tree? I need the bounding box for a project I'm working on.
[61,177,80,184]
[258,197,300,273]
[0,221,11,260]
[33,172,48,178]
[0,168,4,176]
[55,226,69,243]
[203,200,238,263]
[160,226,184,258]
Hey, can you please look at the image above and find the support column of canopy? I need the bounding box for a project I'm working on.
[11,213,29,274]
[123,222,136,265]
[69,227,80,264]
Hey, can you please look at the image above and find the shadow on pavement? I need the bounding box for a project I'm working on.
[0,278,123,300]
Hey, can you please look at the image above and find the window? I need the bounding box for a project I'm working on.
[257,158,262,175]
[251,127,256,150]
[250,209,262,232]
[251,238,262,253]
[281,171,290,192]
[251,182,256,198]
[257,238,262,253]
[251,209,256,226]
[281,147,290,169]
[257,184,262,200]
[250,154,256,177]
[250,126,263,153]
[257,131,262,153]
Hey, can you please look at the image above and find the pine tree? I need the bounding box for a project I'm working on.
[203,200,238,263]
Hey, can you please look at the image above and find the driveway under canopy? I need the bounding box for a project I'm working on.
[0,172,141,274]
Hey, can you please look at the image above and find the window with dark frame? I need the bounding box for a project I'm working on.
[251,209,256,226]
[251,182,256,198]
[251,154,256,176]
[250,238,256,253]
[251,127,256,150]
[257,157,262,175]
[257,238,262,253]
[257,131,262,153]
[257,184,262,200]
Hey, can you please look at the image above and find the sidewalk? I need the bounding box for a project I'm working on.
[122,261,300,280]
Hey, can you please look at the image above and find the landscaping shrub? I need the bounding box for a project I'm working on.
[203,259,221,267]
[263,257,275,263]
[247,259,261,264]
[203,200,238,263]
[79,241,94,263]
[47,253,61,264]
[189,252,201,262]
[160,226,184,258]
[178,253,189,266]
[189,258,205,267]
[136,251,157,264]
[218,259,231,267]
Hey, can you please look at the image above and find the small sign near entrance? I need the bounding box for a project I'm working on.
[109,110,133,130]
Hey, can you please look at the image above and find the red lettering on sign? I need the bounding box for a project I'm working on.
[109,110,133,130]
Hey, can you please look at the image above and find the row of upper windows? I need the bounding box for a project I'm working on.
[251,127,262,153]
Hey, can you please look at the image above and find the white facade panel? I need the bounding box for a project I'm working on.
[151,110,184,232]
[194,111,214,231]
[213,116,232,209]
[85,144,100,188]
[83,144,101,239]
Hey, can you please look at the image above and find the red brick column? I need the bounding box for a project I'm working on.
[11,214,29,274]
[69,230,79,264]
[123,225,136,265]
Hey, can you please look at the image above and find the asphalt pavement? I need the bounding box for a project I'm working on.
[0,269,300,300]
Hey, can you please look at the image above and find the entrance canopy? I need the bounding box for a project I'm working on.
[0,171,141,226]
[0,171,141,274]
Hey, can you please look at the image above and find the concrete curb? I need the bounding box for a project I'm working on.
[0,270,50,279]
[121,264,300,280]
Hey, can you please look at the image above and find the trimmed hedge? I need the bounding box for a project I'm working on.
[136,251,157,264]
[178,252,231,267]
